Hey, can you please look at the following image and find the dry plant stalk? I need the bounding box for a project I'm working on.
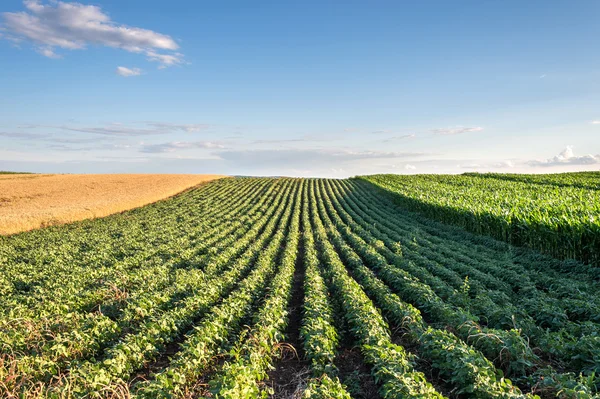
[0,174,226,235]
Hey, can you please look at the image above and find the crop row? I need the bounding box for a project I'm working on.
[299,180,351,399]
[360,173,600,266]
[0,178,270,357]
[327,178,599,397]
[1,178,291,396]
[312,179,535,398]
[2,176,598,398]
[133,180,303,398]
[341,178,600,378]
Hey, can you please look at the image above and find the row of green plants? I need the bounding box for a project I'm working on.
[3,176,599,398]
[330,178,600,396]
[313,179,533,398]
[348,178,599,320]
[208,179,304,398]
[360,173,600,266]
[133,180,302,398]
[0,178,272,371]
[307,181,447,398]
[0,178,291,396]
[0,177,250,312]
[357,178,596,281]
[0,177,263,336]
[463,172,600,191]
[1,179,242,390]
[329,179,537,370]
[59,179,299,397]
[4,178,271,317]
[340,178,600,379]
[299,181,352,399]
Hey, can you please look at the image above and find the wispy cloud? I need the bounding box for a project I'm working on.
[528,146,600,167]
[46,143,131,152]
[36,46,61,58]
[458,160,515,169]
[250,138,306,145]
[405,164,416,170]
[459,163,481,169]
[26,122,210,136]
[145,122,209,133]
[432,126,483,135]
[492,160,514,168]
[116,66,142,77]
[140,141,226,153]
[146,50,185,68]
[0,131,48,139]
[382,134,416,143]
[209,148,429,177]
[49,136,111,144]
[216,148,426,167]
[55,124,169,136]
[591,121,600,125]
[371,129,391,134]
[0,131,120,145]
[1,0,184,68]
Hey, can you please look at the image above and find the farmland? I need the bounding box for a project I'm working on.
[361,173,600,267]
[1,176,599,398]
[0,174,224,235]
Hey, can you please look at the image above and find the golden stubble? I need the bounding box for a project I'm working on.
[0,174,226,235]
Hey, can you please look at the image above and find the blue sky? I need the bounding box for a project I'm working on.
[1,0,599,177]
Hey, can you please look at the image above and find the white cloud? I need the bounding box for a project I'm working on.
[592,121,600,125]
[145,122,209,133]
[459,163,481,169]
[432,126,483,135]
[456,160,515,170]
[405,164,416,170]
[47,143,131,152]
[492,160,514,168]
[528,146,600,167]
[1,1,183,67]
[146,50,184,68]
[371,129,391,134]
[36,46,61,58]
[116,66,141,77]
[251,138,306,145]
[383,134,416,143]
[140,141,226,153]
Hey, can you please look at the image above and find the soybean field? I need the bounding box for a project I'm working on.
[1,177,599,399]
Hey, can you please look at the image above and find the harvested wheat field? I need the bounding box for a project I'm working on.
[0,173,225,235]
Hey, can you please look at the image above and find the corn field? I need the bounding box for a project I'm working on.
[361,173,600,267]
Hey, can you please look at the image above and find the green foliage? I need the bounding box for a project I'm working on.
[2,175,598,399]
[302,374,352,399]
[360,173,600,267]
[208,180,303,398]
[307,180,447,399]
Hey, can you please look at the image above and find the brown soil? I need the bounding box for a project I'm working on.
[267,236,310,399]
[335,348,381,399]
